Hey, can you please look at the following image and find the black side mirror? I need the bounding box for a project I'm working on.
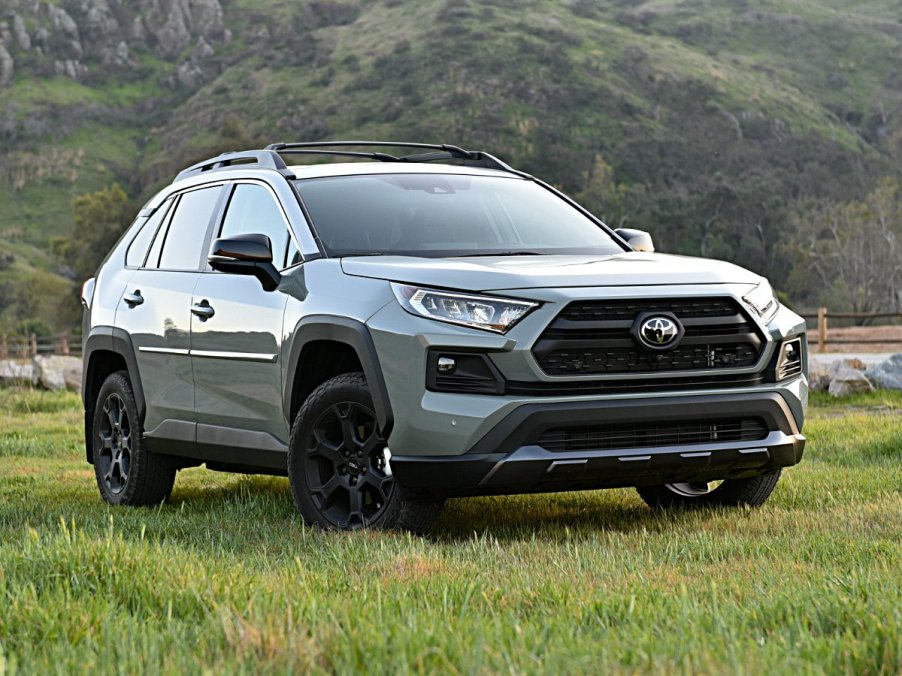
[208,233,282,291]
[615,228,655,253]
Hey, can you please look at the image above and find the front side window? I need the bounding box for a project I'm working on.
[217,183,294,269]
[293,173,624,257]
[156,186,222,270]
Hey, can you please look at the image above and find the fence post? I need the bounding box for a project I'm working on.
[817,307,827,352]
[30,333,38,357]
[0,334,6,359]
[61,333,69,356]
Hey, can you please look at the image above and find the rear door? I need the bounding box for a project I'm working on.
[115,183,225,451]
[190,181,298,466]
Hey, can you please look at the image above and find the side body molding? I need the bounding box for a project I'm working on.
[81,326,147,461]
[283,316,395,438]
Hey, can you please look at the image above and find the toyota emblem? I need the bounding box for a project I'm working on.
[638,316,680,349]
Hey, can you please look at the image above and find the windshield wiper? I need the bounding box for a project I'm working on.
[456,251,544,257]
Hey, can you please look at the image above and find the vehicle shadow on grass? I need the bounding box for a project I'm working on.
[164,475,714,544]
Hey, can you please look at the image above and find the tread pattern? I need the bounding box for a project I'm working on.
[93,371,176,506]
[636,470,782,510]
[288,372,444,534]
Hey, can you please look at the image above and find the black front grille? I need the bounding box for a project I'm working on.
[534,297,765,375]
[537,418,769,452]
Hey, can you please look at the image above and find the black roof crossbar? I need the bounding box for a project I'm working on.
[265,141,525,176]
[173,142,527,184]
[174,150,294,182]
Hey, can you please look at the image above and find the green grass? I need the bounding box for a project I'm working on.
[0,388,899,674]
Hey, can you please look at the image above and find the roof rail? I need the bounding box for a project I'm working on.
[265,141,527,176]
[174,150,294,182]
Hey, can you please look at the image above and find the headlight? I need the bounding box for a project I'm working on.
[742,280,779,323]
[392,283,538,333]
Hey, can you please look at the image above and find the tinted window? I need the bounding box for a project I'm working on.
[158,186,222,270]
[294,174,623,257]
[218,184,292,268]
[126,199,172,267]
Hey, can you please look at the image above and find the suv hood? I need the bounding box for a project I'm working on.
[341,252,761,292]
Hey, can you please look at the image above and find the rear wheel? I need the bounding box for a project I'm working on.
[288,373,443,534]
[636,471,781,509]
[92,371,176,506]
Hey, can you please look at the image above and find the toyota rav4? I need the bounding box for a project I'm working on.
[81,141,807,533]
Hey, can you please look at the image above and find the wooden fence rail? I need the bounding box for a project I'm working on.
[0,333,82,359]
[798,308,902,352]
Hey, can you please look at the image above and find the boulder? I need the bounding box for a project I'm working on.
[828,364,874,397]
[31,355,82,391]
[866,353,902,391]
[807,357,831,392]
[0,360,33,385]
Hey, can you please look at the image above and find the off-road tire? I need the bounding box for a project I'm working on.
[92,371,176,506]
[288,372,443,534]
[636,471,782,509]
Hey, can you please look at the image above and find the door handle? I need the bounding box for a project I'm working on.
[191,301,215,320]
[123,291,144,307]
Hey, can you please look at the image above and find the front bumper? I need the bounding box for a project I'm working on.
[391,392,806,497]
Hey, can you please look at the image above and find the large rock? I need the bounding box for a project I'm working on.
[866,353,902,391]
[0,360,33,385]
[31,355,82,391]
[807,357,831,392]
[828,364,874,397]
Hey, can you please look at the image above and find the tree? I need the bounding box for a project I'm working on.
[789,177,901,315]
[54,183,134,284]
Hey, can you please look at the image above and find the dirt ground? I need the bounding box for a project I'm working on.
[809,324,902,353]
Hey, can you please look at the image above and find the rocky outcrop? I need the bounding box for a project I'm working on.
[31,355,82,391]
[866,353,902,391]
[0,0,226,86]
[827,364,875,397]
[0,360,33,385]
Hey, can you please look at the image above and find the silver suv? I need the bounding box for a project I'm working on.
[81,141,808,533]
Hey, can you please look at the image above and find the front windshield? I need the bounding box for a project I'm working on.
[293,173,624,257]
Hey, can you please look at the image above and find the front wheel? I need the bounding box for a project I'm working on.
[636,471,782,509]
[287,373,443,534]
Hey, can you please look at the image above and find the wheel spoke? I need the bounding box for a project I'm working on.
[311,428,345,464]
[347,488,365,528]
[363,473,393,502]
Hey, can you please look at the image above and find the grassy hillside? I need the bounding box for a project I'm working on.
[0,386,899,672]
[1,0,901,329]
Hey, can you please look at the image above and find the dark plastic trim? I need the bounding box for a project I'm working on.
[82,326,147,462]
[468,392,800,455]
[283,316,394,437]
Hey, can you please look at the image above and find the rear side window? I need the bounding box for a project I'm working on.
[156,186,222,271]
[217,184,293,269]
[126,199,172,268]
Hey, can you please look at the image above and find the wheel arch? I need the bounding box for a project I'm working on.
[82,326,146,463]
[283,316,394,439]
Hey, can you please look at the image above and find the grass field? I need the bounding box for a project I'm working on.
[0,387,899,674]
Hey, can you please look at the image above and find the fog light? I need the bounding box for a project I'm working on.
[437,357,457,374]
[776,338,803,381]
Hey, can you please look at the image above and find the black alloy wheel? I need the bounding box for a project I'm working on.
[97,392,132,495]
[288,372,444,534]
[304,400,394,529]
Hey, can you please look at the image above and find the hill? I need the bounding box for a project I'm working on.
[1,0,901,331]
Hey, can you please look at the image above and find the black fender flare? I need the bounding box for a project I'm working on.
[82,326,146,461]
[282,316,394,438]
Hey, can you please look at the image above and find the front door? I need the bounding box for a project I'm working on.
[190,182,297,467]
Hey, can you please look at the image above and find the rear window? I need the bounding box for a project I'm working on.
[293,173,622,257]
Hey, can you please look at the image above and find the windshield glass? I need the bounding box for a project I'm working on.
[293,173,624,257]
